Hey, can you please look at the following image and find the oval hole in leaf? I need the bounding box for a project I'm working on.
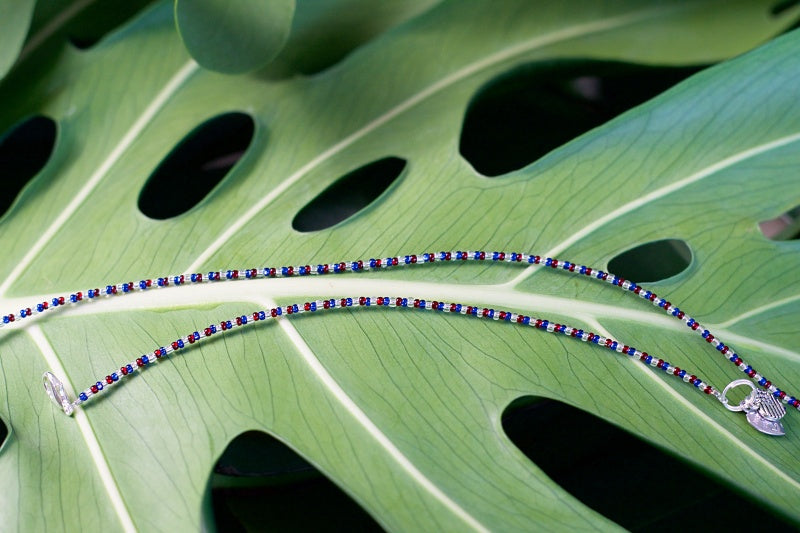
[0,416,8,452]
[759,205,800,240]
[502,397,793,529]
[607,238,691,283]
[211,431,383,531]
[292,156,406,232]
[0,115,57,220]
[459,61,704,177]
[67,0,157,49]
[138,112,255,220]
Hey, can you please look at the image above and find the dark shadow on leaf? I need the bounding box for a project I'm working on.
[67,0,156,49]
[502,396,794,531]
[759,205,800,241]
[138,112,255,220]
[460,60,704,177]
[292,156,406,232]
[210,430,384,532]
[261,0,440,79]
[0,115,57,220]
[772,0,800,16]
[607,239,692,283]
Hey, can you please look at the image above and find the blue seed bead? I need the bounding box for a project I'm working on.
[523,316,530,325]
[541,320,549,329]
[177,339,184,348]
[645,355,653,364]
[111,373,119,382]
[37,304,44,312]
[702,330,710,338]
[19,309,26,318]
[96,381,104,391]
[126,364,134,374]
[610,341,618,350]
[69,294,77,303]
[419,299,426,309]
[679,370,686,378]
[52,297,60,306]
[658,299,666,307]
[346,298,353,306]
[142,355,149,364]
[455,304,462,313]
[122,284,130,293]
[79,392,88,401]
[759,377,767,386]
[528,255,536,264]
[545,258,552,266]
[401,298,408,307]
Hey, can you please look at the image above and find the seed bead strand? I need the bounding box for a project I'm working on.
[69,295,719,410]
[3,250,796,411]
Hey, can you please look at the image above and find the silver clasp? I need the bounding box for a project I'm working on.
[42,372,74,416]
[720,379,785,436]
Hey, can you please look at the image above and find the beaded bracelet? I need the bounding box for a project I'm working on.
[3,250,789,436]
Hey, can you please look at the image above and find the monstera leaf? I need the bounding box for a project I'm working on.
[1,0,799,530]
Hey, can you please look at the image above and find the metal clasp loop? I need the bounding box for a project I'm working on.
[719,379,755,412]
[42,372,74,416]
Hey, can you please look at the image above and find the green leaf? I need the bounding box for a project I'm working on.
[174,0,295,73]
[1,0,799,530]
[0,0,35,80]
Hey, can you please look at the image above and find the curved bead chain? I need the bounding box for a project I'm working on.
[4,249,797,412]
[64,295,718,412]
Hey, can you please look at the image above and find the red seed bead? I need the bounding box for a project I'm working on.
[136,358,144,367]
[106,376,113,384]
[304,302,311,311]
[91,385,98,394]
[324,300,331,309]
[121,366,129,375]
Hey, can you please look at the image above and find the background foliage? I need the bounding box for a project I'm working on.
[1,0,800,530]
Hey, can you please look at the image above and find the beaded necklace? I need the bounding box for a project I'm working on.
[3,250,790,436]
